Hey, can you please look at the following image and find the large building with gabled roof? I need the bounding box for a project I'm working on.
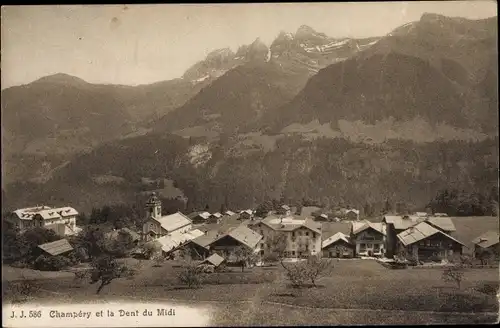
[248,215,322,258]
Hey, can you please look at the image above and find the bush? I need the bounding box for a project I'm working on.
[177,263,205,288]
[475,281,499,296]
[33,255,72,271]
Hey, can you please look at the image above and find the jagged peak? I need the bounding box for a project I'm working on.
[295,24,328,40]
[206,47,234,60]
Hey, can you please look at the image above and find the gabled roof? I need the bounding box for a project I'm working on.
[345,209,360,215]
[201,253,225,267]
[13,206,52,220]
[213,225,263,249]
[315,213,328,219]
[240,209,253,215]
[426,216,456,232]
[156,229,204,253]
[383,215,422,230]
[322,232,352,249]
[211,212,223,218]
[152,212,192,233]
[397,222,465,247]
[224,210,236,216]
[434,213,448,217]
[281,205,291,210]
[415,212,428,217]
[472,231,500,249]
[258,216,322,234]
[352,220,385,236]
[38,239,73,256]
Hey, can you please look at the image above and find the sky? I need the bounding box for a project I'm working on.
[1,2,497,89]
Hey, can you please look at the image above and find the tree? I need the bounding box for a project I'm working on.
[143,240,162,259]
[104,230,135,258]
[255,200,274,218]
[177,262,205,288]
[303,255,335,286]
[152,253,165,267]
[230,246,259,272]
[442,263,465,289]
[74,225,106,260]
[89,255,135,294]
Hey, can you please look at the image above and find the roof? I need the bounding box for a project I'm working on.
[38,239,73,256]
[345,209,360,215]
[190,230,220,249]
[472,231,500,249]
[426,216,456,232]
[201,253,225,267]
[322,232,352,249]
[383,215,424,230]
[13,206,78,221]
[240,209,253,215]
[153,212,192,232]
[397,222,465,247]
[434,213,448,217]
[281,205,291,210]
[211,212,223,218]
[13,206,52,220]
[352,220,386,236]
[214,225,263,249]
[316,214,328,219]
[258,215,322,234]
[224,210,236,216]
[156,229,205,253]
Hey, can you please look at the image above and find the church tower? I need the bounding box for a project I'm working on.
[145,192,162,220]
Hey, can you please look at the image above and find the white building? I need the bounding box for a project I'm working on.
[142,193,192,242]
[8,205,80,236]
[248,215,322,258]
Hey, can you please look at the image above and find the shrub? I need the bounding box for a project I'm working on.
[8,277,41,304]
[475,281,499,296]
[177,263,205,288]
[430,254,443,263]
[33,255,72,271]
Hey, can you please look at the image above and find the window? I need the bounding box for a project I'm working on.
[374,244,380,251]
[260,243,264,248]
[360,243,366,251]
[291,251,295,256]
[291,231,295,237]
[298,231,302,236]
[367,243,372,249]
[305,231,309,236]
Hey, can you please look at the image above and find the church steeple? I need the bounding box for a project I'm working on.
[145,192,162,219]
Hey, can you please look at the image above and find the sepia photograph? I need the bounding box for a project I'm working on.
[1,2,499,326]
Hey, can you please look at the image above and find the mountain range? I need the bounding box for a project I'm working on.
[1,14,498,214]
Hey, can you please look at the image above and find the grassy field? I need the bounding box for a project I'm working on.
[3,259,498,325]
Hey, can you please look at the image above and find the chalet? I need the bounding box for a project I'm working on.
[177,230,220,260]
[208,212,223,224]
[209,225,263,258]
[9,205,81,236]
[321,232,354,258]
[396,221,465,262]
[382,215,457,258]
[239,209,253,220]
[472,231,500,259]
[351,220,386,257]
[37,239,73,257]
[189,211,211,224]
[276,205,291,216]
[248,215,322,258]
[142,193,192,242]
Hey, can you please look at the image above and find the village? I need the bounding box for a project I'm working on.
[5,192,499,271]
[3,192,499,325]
